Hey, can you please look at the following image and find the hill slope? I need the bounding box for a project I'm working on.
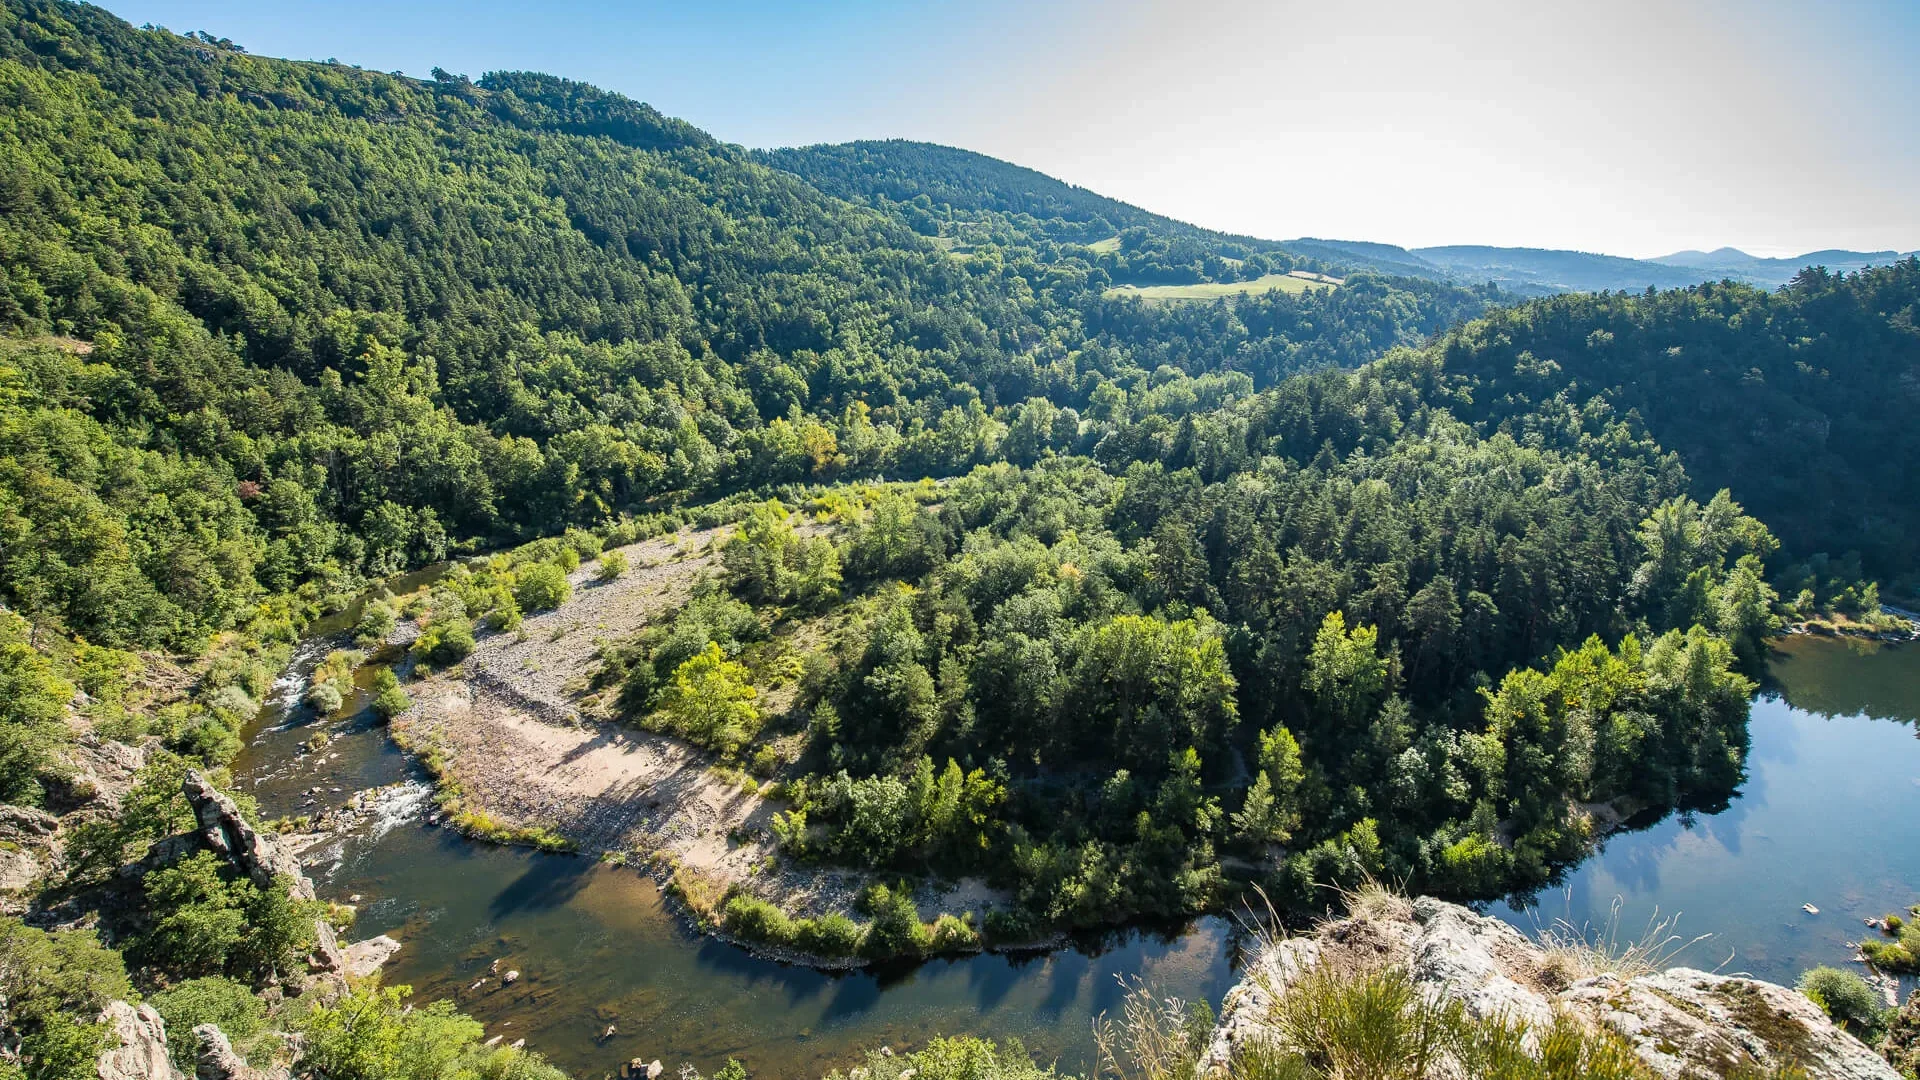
[1435,260,1920,589]
[0,0,1488,648]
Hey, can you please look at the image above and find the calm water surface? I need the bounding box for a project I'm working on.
[1493,635,1920,990]
[234,625,1238,1079]
[236,630,1920,1077]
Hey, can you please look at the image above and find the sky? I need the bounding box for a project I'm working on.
[108,0,1920,258]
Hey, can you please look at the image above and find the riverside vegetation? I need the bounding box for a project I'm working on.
[2,1,1918,1078]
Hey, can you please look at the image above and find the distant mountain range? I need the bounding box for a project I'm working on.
[757,140,1914,299]
[1283,238,1916,296]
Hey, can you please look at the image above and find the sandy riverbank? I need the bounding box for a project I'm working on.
[390,523,1002,960]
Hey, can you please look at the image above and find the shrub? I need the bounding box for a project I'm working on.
[372,686,412,721]
[485,594,523,631]
[515,563,571,612]
[860,882,932,958]
[797,913,867,958]
[723,894,795,945]
[0,918,134,1080]
[296,985,569,1080]
[597,549,628,581]
[151,976,263,1070]
[208,685,259,719]
[929,912,980,952]
[303,681,344,715]
[415,616,474,666]
[825,1037,1059,1080]
[564,528,603,560]
[1797,966,1886,1034]
[354,601,397,647]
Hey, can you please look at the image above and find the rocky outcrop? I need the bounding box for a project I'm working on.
[182,771,314,901]
[194,1023,289,1080]
[1563,967,1902,1079]
[0,803,61,891]
[96,1001,185,1080]
[1202,896,1900,1080]
[343,934,402,978]
[308,916,346,973]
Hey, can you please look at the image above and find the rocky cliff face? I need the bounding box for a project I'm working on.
[86,773,401,1080]
[182,770,315,902]
[1202,896,1900,1080]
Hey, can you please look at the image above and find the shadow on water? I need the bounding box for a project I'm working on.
[488,855,599,920]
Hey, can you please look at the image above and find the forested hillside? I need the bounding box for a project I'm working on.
[0,0,1487,653]
[2,4,1918,1078]
[1435,263,1920,592]
[756,139,1204,245]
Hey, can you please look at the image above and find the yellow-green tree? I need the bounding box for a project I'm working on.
[658,642,759,756]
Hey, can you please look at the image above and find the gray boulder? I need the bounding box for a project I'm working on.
[193,1023,289,1080]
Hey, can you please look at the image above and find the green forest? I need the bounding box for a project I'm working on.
[1,2,1918,1079]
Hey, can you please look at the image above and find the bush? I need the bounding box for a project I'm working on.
[564,528,603,560]
[723,894,795,944]
[485,594,523,631]
[296,985,568,1080]
[826,1037,1059,1080]
[372,686,412,720]
[860,882,932,958]
[515,563,571,612]
[929,912,980,952]
[303,680,344,715]
[151,976,263,1070]
[0,918,134,1080]
[1798,966,1886,1034]
[796,913,867,958]
[415,616,474,667]
[597,549,629,581]
[135,852,321,982]
[354,601,397,648]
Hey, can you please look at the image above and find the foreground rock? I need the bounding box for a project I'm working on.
[1202,896,1899,1080]
[343,934,403,978]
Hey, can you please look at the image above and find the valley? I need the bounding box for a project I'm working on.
[0,3,1917,1080]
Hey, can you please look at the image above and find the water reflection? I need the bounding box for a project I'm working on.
[238,601,1917,1077]
[1495,638,1920,991]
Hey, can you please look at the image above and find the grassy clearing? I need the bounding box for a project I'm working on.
[1086,234,1122,254]
[1102,273,1334,302]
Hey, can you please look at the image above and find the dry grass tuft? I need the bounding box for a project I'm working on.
[1530,895,1715,986]
[1335,875,1414,925]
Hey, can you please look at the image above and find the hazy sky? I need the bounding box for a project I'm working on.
[111,0,1920,258]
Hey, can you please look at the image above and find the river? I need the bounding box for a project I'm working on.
[233,629,1920,1078]
[1491,634,1920,991]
